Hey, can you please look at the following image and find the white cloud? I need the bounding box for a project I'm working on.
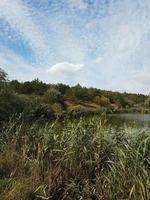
[83,0,150,94]
[0,45,38,81]
[0,0,47,57]
[44,18,87,63]
[47,62,83,76]
[46,62,84,85]
[134,69,150,85]
[68,0,87,10]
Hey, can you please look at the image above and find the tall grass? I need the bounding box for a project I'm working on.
[0,117,149,199]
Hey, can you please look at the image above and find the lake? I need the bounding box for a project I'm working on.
[107,113,150,128]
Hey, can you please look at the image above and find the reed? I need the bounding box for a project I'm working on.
[0,117,149,199]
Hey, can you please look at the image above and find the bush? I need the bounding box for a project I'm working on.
[68,105,102,118]
[51,103,64,118]
[29,103,54,120]
[43,88,63,104]
[0,83,25,121]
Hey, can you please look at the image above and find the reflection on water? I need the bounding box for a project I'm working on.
[107,114,150,128]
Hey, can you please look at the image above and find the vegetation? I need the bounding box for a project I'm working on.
[0,117,149,199]
[0,68,150,122]
[0,68,150,199]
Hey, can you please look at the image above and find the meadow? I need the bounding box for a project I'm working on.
[0,69,150,199]
[0,116,149,200]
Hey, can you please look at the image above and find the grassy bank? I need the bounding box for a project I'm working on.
[0,117,149,200]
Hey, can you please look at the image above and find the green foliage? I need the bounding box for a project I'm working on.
[65,84,97,101]
[0,68,150,123]
[43,88,63,104]
[68,105,102,118]
[51,103,64,118]
[0,68,8,82]
[94,95,110,106]
[0,83,25,121]
[54,83,70,95]
[0,117,149,199]
[29,103,54,120]
[14,79,48,95]
[9,80,21,92]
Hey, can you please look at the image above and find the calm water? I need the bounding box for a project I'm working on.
[107,113,150,128]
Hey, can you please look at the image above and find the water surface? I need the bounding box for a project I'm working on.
[107,113,150,128]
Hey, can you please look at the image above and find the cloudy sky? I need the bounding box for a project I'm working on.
[0,0,150,94]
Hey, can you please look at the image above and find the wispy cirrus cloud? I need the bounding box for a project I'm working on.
[0,45,37,80]
[83,0,150,94]
[0,0,47,57]
[67,0,87,10]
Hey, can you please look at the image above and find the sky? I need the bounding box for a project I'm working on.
[0,0,150,94]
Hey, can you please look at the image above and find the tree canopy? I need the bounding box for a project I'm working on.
[0,68,8,82]
[0,68,149,121]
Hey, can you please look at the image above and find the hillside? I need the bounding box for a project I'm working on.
[0,75,150,122]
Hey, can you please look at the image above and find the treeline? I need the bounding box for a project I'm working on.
[0,68,150,121]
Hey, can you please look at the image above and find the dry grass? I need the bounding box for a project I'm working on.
[0,117,149,199]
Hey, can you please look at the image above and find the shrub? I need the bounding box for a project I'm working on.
[43,88,63,104]
[0,83,25,121]
[29,103,54,120]
[51,103,64,118]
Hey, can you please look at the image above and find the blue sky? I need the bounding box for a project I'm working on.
[0,0,150,94]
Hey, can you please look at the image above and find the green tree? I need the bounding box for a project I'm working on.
[10,80,21,92]
[44,88,63,104]
[65,84,92,100]
[19,79,47,95]
[0,68,8,82]
[55,83,70,95]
